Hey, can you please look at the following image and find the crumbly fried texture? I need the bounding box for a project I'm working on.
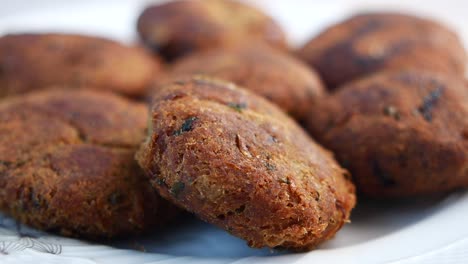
[166,44,324,122]
[297,12,467,89]
[0,33,162,98]
[137,0,287,61]
[306,70,468,197]
[0,90,177,239]
[137,76,355,251]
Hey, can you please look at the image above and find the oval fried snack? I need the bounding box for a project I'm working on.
[306,70,468,197]
[137,76,355,250]
[0,90,177,238]
[0,33,162,98]
[297,13,467,89]
[137,0,287,61]
[169,44,324,122]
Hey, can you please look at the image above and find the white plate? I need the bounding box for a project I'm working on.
[0,1,467,263]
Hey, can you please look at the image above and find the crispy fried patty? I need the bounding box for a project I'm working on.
[137,0,287,61]
[0,33,162,98]
[168,44,324,121]
[306,70,468,197]
[0,90,177,238]
[137,76,355,251]
[297,13,467,89]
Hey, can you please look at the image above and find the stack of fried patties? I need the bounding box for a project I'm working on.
[0,0,466,252]
[0,34,177,238]
[297,13,468,197]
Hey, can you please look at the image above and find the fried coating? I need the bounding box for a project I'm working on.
[137,76,355,251]
[0,33,162,98]
[297,13,467,89]
[0,90,177,238]
[168,44,324,121]
[137,0,287,61]
[306,70,468,197]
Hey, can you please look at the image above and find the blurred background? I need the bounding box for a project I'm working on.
[0,1,467,263]
[1,0,467,49]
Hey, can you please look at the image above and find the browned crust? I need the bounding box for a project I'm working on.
[137,76,355,250]
[306,70,468,197]
[297,12,467,89]
[137,0,287,61]
[167,44,324,121]
[0,33,162,98]
[0,89,177,238]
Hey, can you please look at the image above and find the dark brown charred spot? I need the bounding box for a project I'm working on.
[108,192,124,205]
[217,204,246,221]
[163,91,186,101]
[227,102,247,113]
[323,119,337,134]
[146,41,165,59]
[216,214,225,220]
[148,40,194,62]
[318,17,387,88]
[173,117,197,136]
[235,204,246,214]
[372,159,396,187]
[418,86,443,122]
[462,129,468,140]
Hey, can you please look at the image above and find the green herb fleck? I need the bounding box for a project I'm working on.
[372,160,396,187]
[173,117,197,136]
[278,178,291,184]
[341,159,351,169]
[265,162,276,171]
[30,192,42,209]
[228,102,247,113]
[383,105,400,120]
[270,135,278,143]
[171,182,185,197]
[155,177,166,186]
[418,87,443,122]
[314,191,321,202]
[0,160,12,167]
